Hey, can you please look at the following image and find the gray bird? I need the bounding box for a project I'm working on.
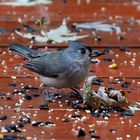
[9,41,91,99]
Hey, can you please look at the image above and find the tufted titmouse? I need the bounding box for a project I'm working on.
[9,41,91,96]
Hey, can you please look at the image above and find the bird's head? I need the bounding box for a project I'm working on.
[65,41,92,61]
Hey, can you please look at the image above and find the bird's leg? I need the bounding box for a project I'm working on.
[70,87,83,102]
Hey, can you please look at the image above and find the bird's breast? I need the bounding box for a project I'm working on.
[66,59,90,86]
[39,75,69,88]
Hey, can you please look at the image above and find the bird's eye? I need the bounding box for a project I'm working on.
[80,48,86,54]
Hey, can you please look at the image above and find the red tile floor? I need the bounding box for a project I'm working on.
[0,0,139,139]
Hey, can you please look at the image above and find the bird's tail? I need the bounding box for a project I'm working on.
[9,44,38,59]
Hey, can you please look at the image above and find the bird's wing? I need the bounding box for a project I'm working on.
[24,51,67,77]
[9,44,54,59]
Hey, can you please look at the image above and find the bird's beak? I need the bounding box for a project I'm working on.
[89,53,95,57]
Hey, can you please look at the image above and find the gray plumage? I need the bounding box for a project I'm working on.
[9,41,91,88]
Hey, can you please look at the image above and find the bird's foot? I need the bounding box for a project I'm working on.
[44,90,55,102]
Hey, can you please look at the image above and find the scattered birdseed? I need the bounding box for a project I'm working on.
[32,121,43,126]
[110,128,117,133]
[39,104,49,110]
[33,113,37,117]
[11,76,17,80]
[126,134,131,138]
[69,114,84,120]
[3,134,26,140]
[91,50,105,57]
[69,102,82,110]
[94,36,102,42]
[62,118,69,122]
[23,85,39,90]
[119,46,129,51]
[91,110,101,117]
[23,23,36,33]
[56,117,59,120]
[108,63,118,69]
[32,93,40,97]
[120,111,134,117]
[17,122,24,128]
[91,135,101,139]
[85,110,91,113]
[0,92,7,97]
[121,82,131,88]
[77,128,86,137]
[5,124,21,132]
[41,131,45,134]
[103,57,112,62]
[8,82,17,87]
[24,94,32,100]
[92,78,103,85]
[0,115,7,120]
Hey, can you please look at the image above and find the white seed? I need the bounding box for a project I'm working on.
[124,60,127,64]
[126,134,131,138]
[101,7,106,12]
[41,131,45,134]
[11,76,17,80]
[56,117,59,120]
